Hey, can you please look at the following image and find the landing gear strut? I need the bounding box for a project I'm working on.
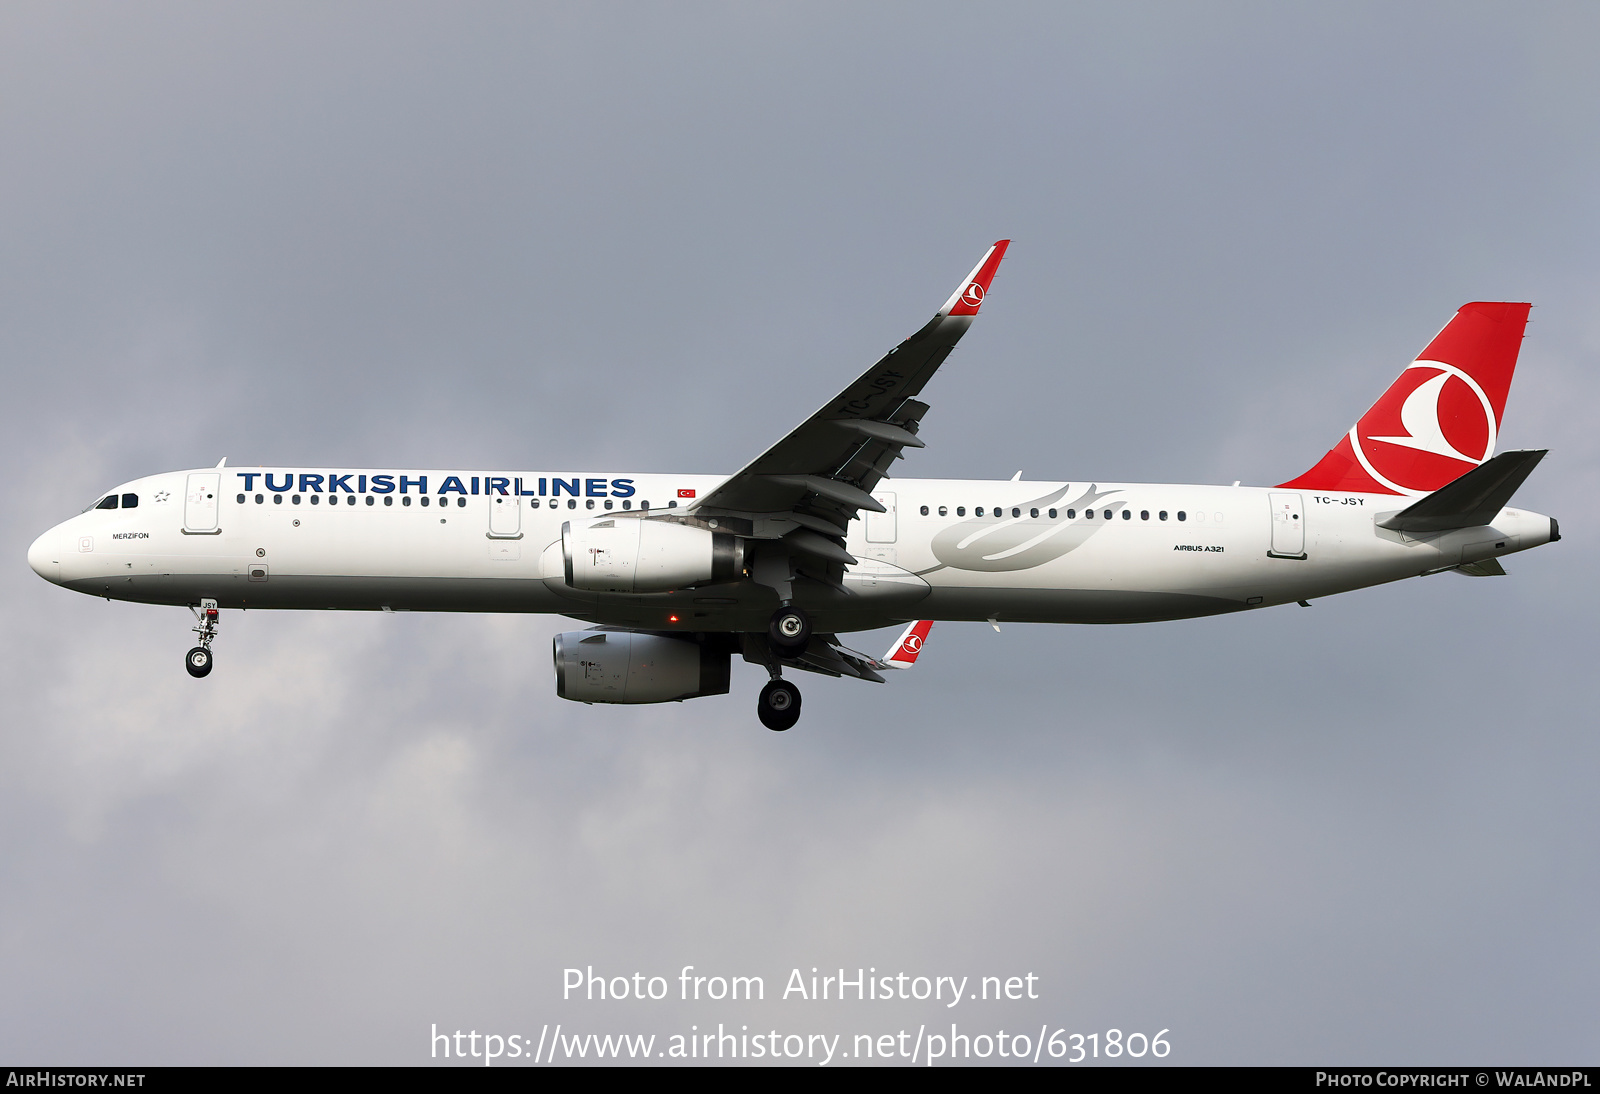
[768,605,810,652]
[758,678,802,731]
[186,599,218,678]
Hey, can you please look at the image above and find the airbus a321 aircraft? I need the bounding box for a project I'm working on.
[28,242,1558,729]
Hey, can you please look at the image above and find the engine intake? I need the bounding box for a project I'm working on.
[562,518,744,593]
[553,631,731,704]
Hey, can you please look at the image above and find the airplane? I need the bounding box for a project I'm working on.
[27,241,1558,730]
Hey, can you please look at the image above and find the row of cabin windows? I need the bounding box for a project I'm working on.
[93,493,139,510]
[919,504,1196,522]
[236,493,677,511]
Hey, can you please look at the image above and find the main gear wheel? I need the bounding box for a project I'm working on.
[757,679,802,731]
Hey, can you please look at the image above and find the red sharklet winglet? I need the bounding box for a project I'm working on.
[940,240,1010,317]
[882,620,934,669]
[1279,302,1532,496]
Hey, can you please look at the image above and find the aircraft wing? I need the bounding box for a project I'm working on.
[693,241,1010,533]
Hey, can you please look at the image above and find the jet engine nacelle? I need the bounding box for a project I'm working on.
[562,518,744,593]
[553,630,731,704]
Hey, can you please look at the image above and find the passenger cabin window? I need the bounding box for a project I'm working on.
[95,495,118,510]
[975,507,984,517]
[383,496,393,506]
[276,495,286,505]
[1030,508,1039,518]
[1048,509,1057,518]
[1177,511,1186,521]
[938,506,947,516]
[1012,507,1021,518]
[668,500,678,509]
[255,494,264,504]
[1141,510,1149,520]
[622,500,632,510]
[421,496,430,507]
[1121,509,1130,519]
[1066,509,1075,519]
[1104,510,1112,519]
[956,507,966,516]
[920,505,929,516]
[237,494,246,504]
[402,496,411,506]
[1159,510,1168,521]
[1085,509,1094,519]
[458,497,467,507]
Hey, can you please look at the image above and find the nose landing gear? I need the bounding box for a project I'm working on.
[758,678,802,732]
[185,599,219,678]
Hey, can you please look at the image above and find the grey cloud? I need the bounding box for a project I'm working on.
[1,1,1597,1064]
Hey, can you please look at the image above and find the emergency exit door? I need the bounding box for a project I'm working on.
[487,493,522,539]
[1268,492,1306,559]
[865,492,896,543]
[183,473,221,534]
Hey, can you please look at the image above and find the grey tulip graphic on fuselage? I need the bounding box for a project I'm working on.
[922,483,1125,575]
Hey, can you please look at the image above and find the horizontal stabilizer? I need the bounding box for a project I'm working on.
[1377,449,1547,533]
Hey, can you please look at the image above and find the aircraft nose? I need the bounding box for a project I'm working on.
[27,528,61,584]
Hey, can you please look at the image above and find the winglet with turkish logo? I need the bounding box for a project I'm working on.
[880,620,934,670]
[938,240,1010,318]
[1279,302,1532,496]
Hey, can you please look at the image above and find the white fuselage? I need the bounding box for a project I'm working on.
[29,466,1556,635]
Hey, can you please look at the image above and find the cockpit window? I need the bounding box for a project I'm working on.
[121,493,138,509]
[95,495,118,510]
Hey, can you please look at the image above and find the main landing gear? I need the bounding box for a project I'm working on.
[768,605,810,651]
[758,678,802,732]
[757,605,810,730]
[185,599,219,678]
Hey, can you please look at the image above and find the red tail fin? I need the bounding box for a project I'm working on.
[1279,302,1531,496]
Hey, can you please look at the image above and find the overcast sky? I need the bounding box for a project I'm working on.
[2,1,1597,1066]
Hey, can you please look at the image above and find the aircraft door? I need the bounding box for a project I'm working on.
[183,473,221,534]
[488,493,522,539]
[865,492,896,543]
[1268,492,1306,559]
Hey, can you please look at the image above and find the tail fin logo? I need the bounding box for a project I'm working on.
[900,633,923,655]
[1351,360,1497,495]
[960,282,985,308]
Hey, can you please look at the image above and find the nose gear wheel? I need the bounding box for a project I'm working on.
[185,647,214,677]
